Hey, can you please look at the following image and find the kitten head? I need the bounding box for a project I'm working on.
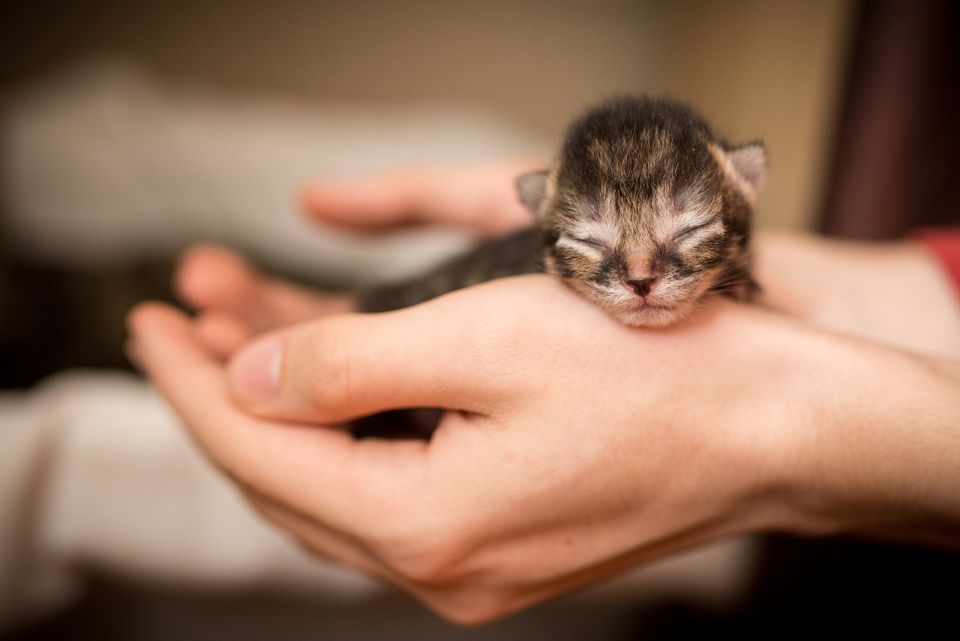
[517,97,767,327]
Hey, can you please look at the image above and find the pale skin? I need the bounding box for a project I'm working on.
[128,162,960,625]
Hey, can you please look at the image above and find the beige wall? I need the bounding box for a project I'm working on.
[5,0,854,230]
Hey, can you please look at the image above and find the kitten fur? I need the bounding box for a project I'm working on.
[358,96,767,327]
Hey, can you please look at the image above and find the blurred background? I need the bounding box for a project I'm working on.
[1,0,859,386]
[1,0,957,639]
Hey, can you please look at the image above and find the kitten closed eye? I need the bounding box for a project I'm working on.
[568,236,607,250]
[675,221,716,240]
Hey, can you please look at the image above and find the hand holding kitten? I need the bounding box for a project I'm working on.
[129,153,960,624]
[130,272,960,624]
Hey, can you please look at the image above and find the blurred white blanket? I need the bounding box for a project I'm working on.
[0,372,380,629]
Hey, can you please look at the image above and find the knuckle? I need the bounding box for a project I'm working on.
[426,591,512,627]
[302,321,358,421]
[387,538,465,586]
[372,515,475,587]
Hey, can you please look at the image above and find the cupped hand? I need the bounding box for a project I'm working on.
[129,276,857,624]
[151,162,960,624]
[173,158,543,356]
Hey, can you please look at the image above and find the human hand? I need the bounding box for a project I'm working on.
[755,232,960,360]
[130,279,784,623]
[160,161,960,624]
[128,274,960,624]
[176,158,544,353]
[300,159,540,236]
[174,244,353,360]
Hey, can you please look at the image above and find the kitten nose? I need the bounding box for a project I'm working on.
[626,277,657,297]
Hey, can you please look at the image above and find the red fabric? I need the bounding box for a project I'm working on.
[914,228,960,293]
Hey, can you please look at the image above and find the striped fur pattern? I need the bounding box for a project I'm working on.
[359,96,767,327]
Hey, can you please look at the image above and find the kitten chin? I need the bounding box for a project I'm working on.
[606,301,695,328]
[568,271,713,328]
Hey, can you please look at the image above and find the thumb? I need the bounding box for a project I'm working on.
[226,297,512,424]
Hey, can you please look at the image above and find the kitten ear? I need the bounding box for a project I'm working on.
[515,169,550,215]
[724,142,769,199]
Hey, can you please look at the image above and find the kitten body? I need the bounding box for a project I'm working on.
[359,96,767,326]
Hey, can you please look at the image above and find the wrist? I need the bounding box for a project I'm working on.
[754,231,960,359]
[760,330,960,545]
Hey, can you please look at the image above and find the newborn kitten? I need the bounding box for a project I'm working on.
[358,96,768,326]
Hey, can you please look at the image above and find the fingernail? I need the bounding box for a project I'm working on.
[230,336,282,403]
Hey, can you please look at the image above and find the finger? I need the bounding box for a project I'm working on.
[194,311,254,360]
[247,492,390,581]
[226,286,520,424]
[176,244,352,331]
[175,244,258,310]
[250,495,446,609]
[301,161,538,236]
[300,178,417,233]
[127,302,427,530]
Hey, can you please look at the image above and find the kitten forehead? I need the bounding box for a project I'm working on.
[586,135,667,182]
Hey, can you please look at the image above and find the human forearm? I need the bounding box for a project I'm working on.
[754,231,960,360]
[768,329,960,546]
